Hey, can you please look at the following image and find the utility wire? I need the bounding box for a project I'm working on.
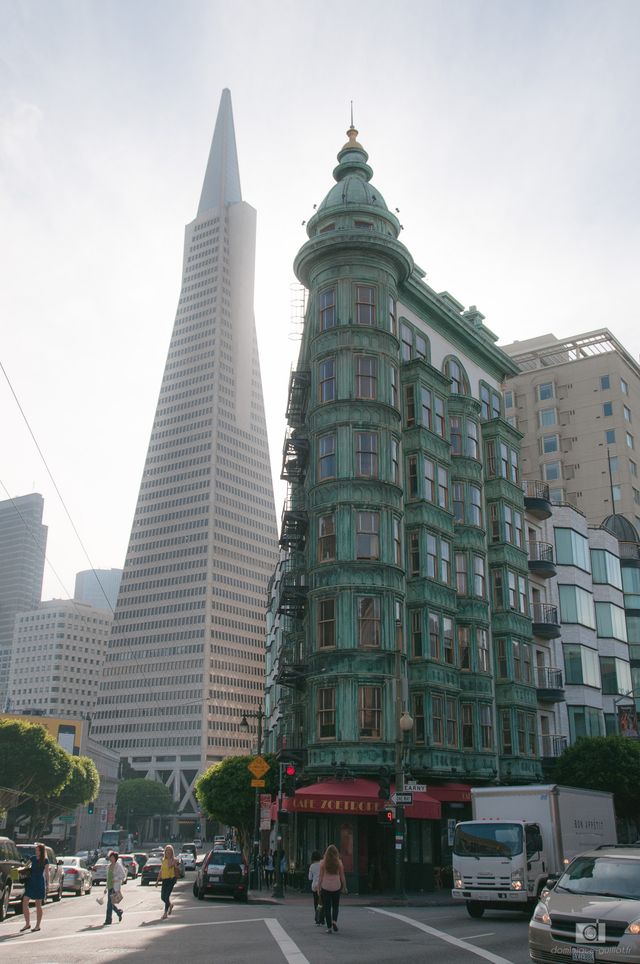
[0,359,115,614]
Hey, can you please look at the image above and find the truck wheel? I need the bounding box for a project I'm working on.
[466,901,485,919]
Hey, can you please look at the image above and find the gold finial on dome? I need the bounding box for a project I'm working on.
[342,100,363,151]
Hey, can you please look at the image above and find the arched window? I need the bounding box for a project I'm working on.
[443,357,470,394]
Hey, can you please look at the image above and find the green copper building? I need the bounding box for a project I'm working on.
[267,125,544,893]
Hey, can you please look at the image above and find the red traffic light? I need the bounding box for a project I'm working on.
[285,765,296,776]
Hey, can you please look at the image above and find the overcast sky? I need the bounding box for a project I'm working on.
[1,0,639,600]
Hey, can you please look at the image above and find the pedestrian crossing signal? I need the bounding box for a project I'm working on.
[378,807,394,826]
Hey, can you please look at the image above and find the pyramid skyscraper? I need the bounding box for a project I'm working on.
[94,90,278,823]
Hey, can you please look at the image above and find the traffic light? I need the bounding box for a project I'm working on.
[87,801,95,815]
[196,823,201,833]
[283,763,297,797]
[377,807,395,826]
[378,766,391,800]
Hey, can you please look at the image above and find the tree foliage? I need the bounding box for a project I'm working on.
[53,756,100,810]
[195,754,278,852]
[552,735,640,817]
[116,778,175,828]
[0,719,72,811]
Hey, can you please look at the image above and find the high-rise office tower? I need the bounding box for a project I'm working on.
[0,493,47,708]
[93,90,278,821]
[74,568,123,612]
[8,600,112,718]
[502,330,640,527]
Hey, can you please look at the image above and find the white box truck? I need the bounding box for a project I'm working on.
[451,784,617,918]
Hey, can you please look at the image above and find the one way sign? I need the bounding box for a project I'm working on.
[391,792,413,805]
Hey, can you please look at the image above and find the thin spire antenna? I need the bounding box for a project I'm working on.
[350,100,354,128]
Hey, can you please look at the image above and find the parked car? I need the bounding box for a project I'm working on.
[0,836,25,921]
[60,856,93,896]
[91,858,110,886]
[193,849,248,902]
[17,844,64,903]
[133,851,148,871]
[530,845,640,964]
[178,850,196,871]
[120,854,139,879]
[140,855,162,886]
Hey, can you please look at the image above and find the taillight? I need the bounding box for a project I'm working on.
[67,869,78,875]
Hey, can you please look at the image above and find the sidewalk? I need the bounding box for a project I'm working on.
[248,889,457,908]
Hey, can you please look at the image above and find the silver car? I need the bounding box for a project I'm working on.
[60,856,93,896]
[530,845,640,964]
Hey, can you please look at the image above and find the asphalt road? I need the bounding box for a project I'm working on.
[0,877,531,963]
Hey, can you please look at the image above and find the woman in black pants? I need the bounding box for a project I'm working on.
[318,844,347,933]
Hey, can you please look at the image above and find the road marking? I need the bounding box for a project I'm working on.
[466,932,496,940]
[369,909,515,964]
[264,919,311,964]
[0,917,267,946]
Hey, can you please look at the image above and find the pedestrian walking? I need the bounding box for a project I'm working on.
[19,843,48,933]
[318,844,347,934]
[308,850,322,925]
[156,844,179,919]
[104,850,126,925]
[265,850,274,887]
[279,850,288,890]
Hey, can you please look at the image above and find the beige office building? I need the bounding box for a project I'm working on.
[8,600,112,718]
[502,329,640,528]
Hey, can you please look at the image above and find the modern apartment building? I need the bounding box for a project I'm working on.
[74,568,123,612]
[93,89,278,826]
[0,493,47,708]
[502,330,640,527]
[7,600,112,718]
[265,123,545,892]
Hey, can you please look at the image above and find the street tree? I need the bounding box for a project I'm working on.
[552,735,640,817]
[22,755,101,836]
[195,754,278,852]
[116,778,175,832]
[0,719,72,814]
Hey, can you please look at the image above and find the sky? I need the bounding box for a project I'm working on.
[1,0,639,600]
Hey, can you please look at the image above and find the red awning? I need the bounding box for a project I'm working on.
[283,778,441,820]
[428,783,472,803]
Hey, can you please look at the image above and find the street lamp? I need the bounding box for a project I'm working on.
[394,710,414,899]
[240,708,265,889]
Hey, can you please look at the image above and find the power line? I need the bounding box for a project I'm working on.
[0,358,115,614]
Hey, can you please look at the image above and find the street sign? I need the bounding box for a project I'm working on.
[251,778,266,788]
[391,792,413,805]
[404,783,426,793]
[248,755,270,779]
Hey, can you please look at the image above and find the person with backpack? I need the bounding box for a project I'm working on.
[318,844,347,934]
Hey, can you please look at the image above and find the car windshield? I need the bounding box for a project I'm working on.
[62,858,79,866]
[556,856,640,899]
[17,845,36,858]
[207,852,241,865]
[453,822,523,858]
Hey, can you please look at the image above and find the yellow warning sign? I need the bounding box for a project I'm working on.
[248,756,270,779]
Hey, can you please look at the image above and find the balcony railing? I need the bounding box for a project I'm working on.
[523,480,550,501]
[536,666,563,690]
[280,430,309,483]
[279,498,308,550]
[522,479,553,520]
[619,541,640,560]
[531,602,561,638]
[528,541,554,564]
[541,734,568,758]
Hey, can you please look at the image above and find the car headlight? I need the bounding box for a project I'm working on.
[511,869,524,890]
[453,868,463,889]
[625,918,640,935]
[532,901,550,925]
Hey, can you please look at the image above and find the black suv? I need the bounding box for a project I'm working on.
[0,836,25,920]
[193,849,248,902]
[17,844,64,903]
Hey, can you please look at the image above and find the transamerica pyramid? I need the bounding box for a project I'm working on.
[94,90,278,825]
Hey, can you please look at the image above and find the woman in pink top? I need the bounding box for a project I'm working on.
[318,844,347,934]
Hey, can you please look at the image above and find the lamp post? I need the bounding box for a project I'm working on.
[240,708,265,890]
[394,710,414,899]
